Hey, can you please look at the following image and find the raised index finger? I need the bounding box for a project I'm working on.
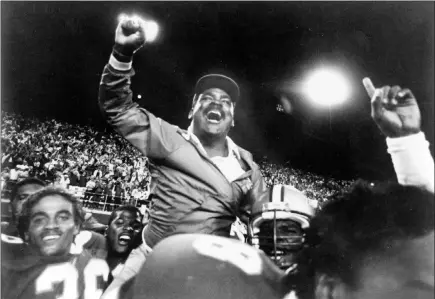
[362,77,376,99]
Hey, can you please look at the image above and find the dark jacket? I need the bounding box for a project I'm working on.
[99,59,270,248]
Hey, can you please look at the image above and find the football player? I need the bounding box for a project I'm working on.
[125,182,433,299]
[102,185,314,299]
[1,177,108,260]
[106,77,433,299]
[105,205,144,283]
[1,178,47,262]
[293,181,434,299]
[248,184,315,273]
[131,234,290,299]
[2,177,46,237]
[1,186,110,299]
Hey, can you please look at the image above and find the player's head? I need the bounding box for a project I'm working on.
[106,205,143,254]
[10,177,46,221]
[131,234,288,299]
[294,181,434,299]
[188,74,239,139]
[18,186,84,256]
[248,184,315,271]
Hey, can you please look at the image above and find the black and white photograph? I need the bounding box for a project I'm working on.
[1,2,433,299]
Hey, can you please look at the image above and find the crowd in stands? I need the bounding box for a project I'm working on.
[1,112,151,211]
[1,112,354,210]
[259,160,354,204]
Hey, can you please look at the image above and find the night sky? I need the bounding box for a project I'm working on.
[1,1,434,180]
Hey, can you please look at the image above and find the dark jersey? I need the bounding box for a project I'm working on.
[1,221,20,237]
[1,248,109,299]
[1,232,27,262]
[132,234,291,299]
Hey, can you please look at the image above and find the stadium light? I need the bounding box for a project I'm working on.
[144,20,159,43]
[117,13,160,43]
[118,13,128,23]
[137,94,142,99]
[302,68,351,107]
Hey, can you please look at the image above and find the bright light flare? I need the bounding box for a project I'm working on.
[118,13,128,23]
[303,68,351,107]
[144,20,159,43]
[117,13,160,43]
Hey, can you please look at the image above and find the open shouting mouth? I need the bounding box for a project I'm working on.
[205,110,223,123]
[118,233,132,246]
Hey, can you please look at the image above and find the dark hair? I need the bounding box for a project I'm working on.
[18,186,85,239]
[107,205,142,226]
[293,180,434,299]
[10,177,46,202]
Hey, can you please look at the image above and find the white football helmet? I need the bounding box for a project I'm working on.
[248,184,315,271]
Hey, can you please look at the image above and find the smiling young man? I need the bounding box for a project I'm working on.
[24,191,80,256]
[1,177,107,261]
[1,187,109,299]
[99,16,269,250]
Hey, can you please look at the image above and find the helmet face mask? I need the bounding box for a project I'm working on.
[250,212,305,270]
[248,185,315,271]
[258,219,304,253]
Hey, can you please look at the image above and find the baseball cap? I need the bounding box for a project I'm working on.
[194,74,240,103]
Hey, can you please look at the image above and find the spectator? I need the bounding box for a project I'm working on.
[104,180,114,208]
[84,177,96,205]
[0,110,363,211]
[124,187,132,205]
[93,179,105,208]
[16,160,30,179]
[131,187,141,207]
[114,179,125,206]
[69,167,80,187]
[79,167,88,187]
[2,110,152,208]
[59,173,70,189]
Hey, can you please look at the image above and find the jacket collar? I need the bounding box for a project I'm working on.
[185,124,241,160]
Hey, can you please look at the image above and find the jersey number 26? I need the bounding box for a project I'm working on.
[35,259,109,299]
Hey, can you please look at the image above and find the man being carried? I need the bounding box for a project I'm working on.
[99,16,269,249]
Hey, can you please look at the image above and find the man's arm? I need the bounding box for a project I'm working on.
[386,133,433,193]
[363,78,434,193]
[98,16,181,160]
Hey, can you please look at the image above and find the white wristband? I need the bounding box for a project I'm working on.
[109,54,132,71]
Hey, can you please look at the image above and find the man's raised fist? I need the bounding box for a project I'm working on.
[114,16,147,57]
